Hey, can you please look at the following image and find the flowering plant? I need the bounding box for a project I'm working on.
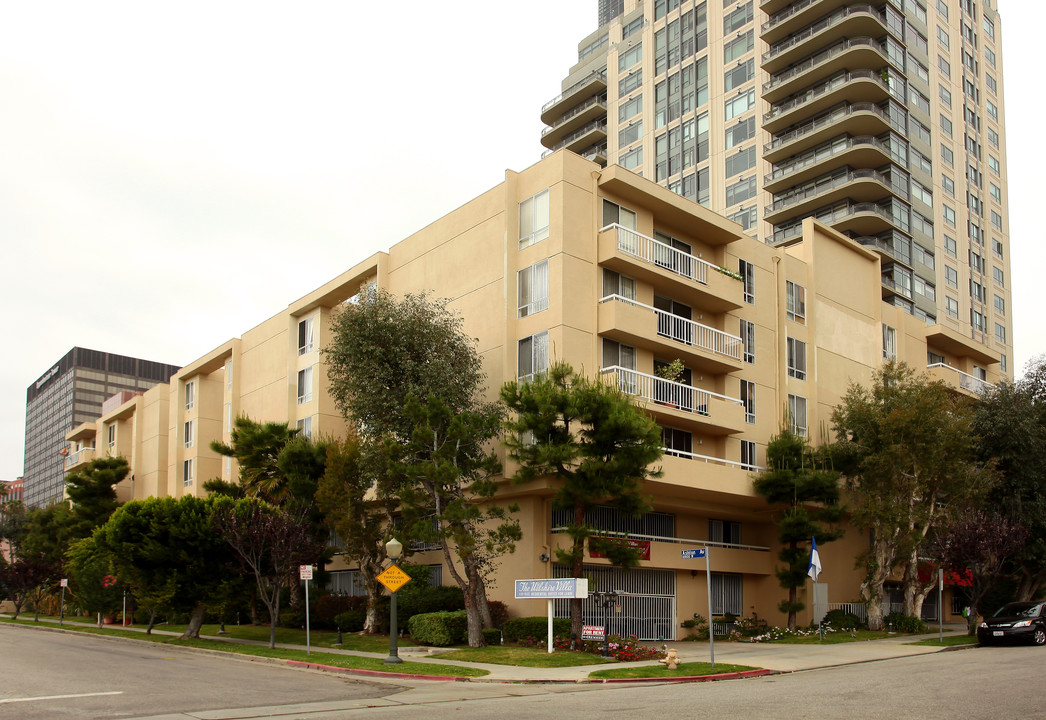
[517,633,665,661]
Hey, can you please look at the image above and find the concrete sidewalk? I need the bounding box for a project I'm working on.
[5,614,976,684]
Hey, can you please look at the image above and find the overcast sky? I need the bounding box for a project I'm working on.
[1,1,1043,483]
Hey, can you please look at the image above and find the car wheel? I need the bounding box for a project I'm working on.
[1033,628,1046,646]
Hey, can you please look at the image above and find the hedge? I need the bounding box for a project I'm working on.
[503,616,571,643]
[407,610,469,646]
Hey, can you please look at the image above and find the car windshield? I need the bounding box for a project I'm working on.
[994,602,1043,618]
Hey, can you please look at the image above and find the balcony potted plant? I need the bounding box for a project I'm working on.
[655,359,686,408]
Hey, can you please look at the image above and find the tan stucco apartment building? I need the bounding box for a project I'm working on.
[64,150,999,636]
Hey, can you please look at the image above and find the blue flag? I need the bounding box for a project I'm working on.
[808,537,822,581]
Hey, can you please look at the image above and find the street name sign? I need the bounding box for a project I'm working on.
[681,548,707,559]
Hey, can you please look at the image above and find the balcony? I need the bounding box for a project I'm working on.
[764,167,901,225]
[598,224,744,312]
[763,5,886,73]
[540,71,608,125]
[65,446,96,470]
[655,450,763,501]
[601,366,746,436]
[763,70,892,134]
[772,199,904,243]
[926,363,992,396]
[762,37,888,104]
[598,295,743,374]
[540,94,608,149]
[764,102,894,162]
[762,0,856,43]
[546,119,607,154]
[764,135,893,192]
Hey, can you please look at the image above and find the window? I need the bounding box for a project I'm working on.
[993,239,1004,259]
[724,31,753,63]
[740,379,755,424]
[724,89,755,120]
[298,316,314,355]
[728,206,758,231]
[661,426,693,458]
[909,54,929,84]
[939,114,953,138]
[297,416,313,439]
[602,199,637,230]
[912,119,932,145]
[971,250,985,274]
[913,243,934,270]
[184,419,194,449]
[914,275,935,301]
[185,380,195,410]
[983,15,995,41]
[990,210,1002,232]
[946,296,959,318]
[619,120,643,146]
[226,359,232,390]
[183,458,194,488]
[986,100,998,121]
[943,175,955,197]
[939,85,951,109]
[619,43,642,71]
[994,294,1005,315]
[603,268,637,301]
[985,46,996,68]
[725,146,755,177]
[518,331,549,381]
[620,146,643,170]
[297,367,313,404]
[711,573,743,616]
[518,260,549,317]
[943,205,956,227]
[910,88,930,114]
[944,235,957,257]
[911,148,932,176]
[945,265,958,288]
[620,69,643,95]
[225,402,232,432]
[786,281,806,324]
[726,117,755,149]
[619,94,643,122]
[787,337,807,380]
[723,2,753,32]
[912,180,933,206]
[988,155,1001,175]
[602,338,636,370]
[788,395,808,438]
[941,145,954,167]
[724,59,754,92]
[995,323,1006,343]
[739,259,754,303]
[709,519,742,546]
[986,127,999,150]
[1001,354,1007,373]
[107,423,116,449]
[882,325,897,360]
[519,189,550,249]
[971,280,986,304]
[936,25,949,49]
[740,440,757,470]
[739,319,755,364]
[725,176,755,205]
[938,55,951,78]
[985,74,997,95]
[993,266,1005,286]
[936,0,948,19]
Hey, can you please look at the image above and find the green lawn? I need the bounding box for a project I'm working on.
[765,629,894,644]
[0,616,486,678]
[440,645,616,667]
[589,662,759,679]
[127,622,392,653]
[907,634,978,647]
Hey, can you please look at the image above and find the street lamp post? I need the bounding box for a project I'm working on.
[384,538,404,665]
[592,590,619,658]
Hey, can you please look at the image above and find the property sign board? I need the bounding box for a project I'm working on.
[60,578,68,588]
[681,548,707,559]
[582,625,606,640]
[377,564,412,593]
[588,538,651,560]
[299,565,313,581]
[514,578,589,599]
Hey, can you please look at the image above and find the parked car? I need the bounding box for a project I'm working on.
[977,602,1046,646]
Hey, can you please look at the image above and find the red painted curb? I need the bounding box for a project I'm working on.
[285,660,470,682]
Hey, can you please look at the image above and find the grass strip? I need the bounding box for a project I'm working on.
[440,645,616,667]
[589,662,759,679]
[906,634,978,647]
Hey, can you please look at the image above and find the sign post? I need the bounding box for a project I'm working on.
[682,547,714,667]
[938,568,944,643]
[300,565,314,656]
[515,578,589,653]
[377,562,412,664]
[59,578,68,627]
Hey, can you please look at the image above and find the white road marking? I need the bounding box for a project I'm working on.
[0,691,123,704]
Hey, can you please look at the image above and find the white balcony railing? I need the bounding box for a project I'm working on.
[600,294,743,360]
[550,526,770,553]
[661,446,764,472]
[601,366,743,417]
[65,447,95,467]
[927,363,991,395]
[603,223,722,286]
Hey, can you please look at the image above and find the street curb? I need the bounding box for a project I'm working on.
[286,660,472,682]
[590,668,775,683]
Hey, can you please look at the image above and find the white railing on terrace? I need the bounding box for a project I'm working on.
[927,363,991,394]
[602,223,724,286]
[660,446,764,472]
[550,527,770,553]
[65,447,95,467]
[542,71,607,113]
[600,366,743,418]
[599,294,743,361]
[827,602,869,623]
[541,94,607,136]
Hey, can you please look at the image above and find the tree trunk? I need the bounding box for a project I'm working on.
[476,581,494,629]
[463,567,486,648]
[1016,570,1042,602]
[363,575,383,635]
[146,608,156,634]
[181,603,207,639]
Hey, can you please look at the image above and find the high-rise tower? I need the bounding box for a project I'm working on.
[541,0,1011,376]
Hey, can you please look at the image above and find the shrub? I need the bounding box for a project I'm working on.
[398,585,465,628]
[503,616,571,643]
[407,610,469,646]
[487,600,509,628]
[517,633,665,661]
[884,612,927,634]
[681,614,709,640]
[315,594,357,629]
[334,609,367,632]
[822,608,865,630]
[482,627,502,646]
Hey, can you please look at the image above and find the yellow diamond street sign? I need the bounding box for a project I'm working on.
[376,564,412,593]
